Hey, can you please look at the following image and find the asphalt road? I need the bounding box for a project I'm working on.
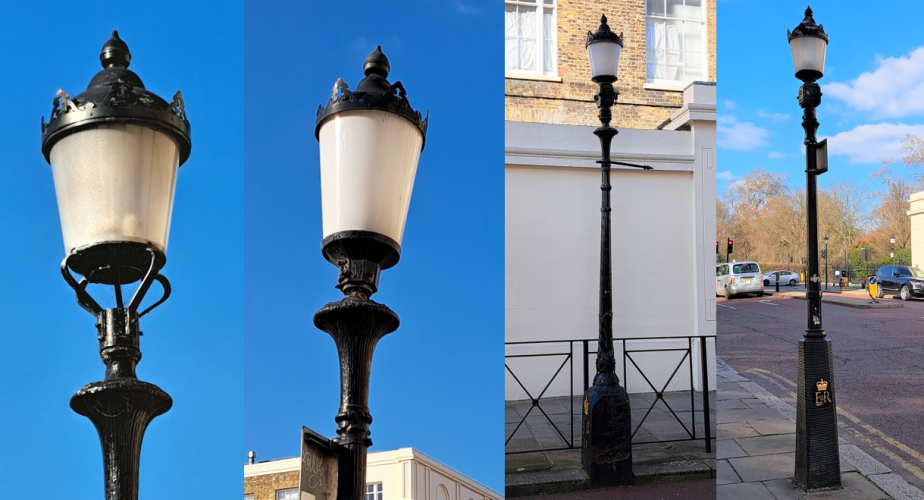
[512,479,716,500]
[717,289,924,492]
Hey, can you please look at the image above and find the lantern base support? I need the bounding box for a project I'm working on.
[321,231,400,297]
[66,241,166,286]
[795,337,841,491]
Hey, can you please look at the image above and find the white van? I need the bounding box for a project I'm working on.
[716,261,764,299]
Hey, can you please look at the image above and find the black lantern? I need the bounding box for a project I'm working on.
[787,7,828,82]
[788,8,841,491]
[313,46,427,500]
[580,14,651,487]
[40,31,190,499]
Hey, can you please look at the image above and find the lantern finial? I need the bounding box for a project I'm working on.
[363,45,391,78]
[788,5,828,43]
[100,30,132,69]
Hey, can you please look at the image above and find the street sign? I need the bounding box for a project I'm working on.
[815,139,828,174]
[867,276,879,301]
[299,426,340,500]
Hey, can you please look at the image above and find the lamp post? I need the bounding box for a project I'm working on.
[40,31,191,499]
[824,236,828,290]
[891,234,896,263]
[313,46,427,500]
[581,15,652,486]
[788,8,840,490]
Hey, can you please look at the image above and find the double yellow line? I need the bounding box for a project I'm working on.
[747,368,924,484]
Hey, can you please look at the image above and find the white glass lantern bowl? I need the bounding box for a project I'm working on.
[41,31,191,284]
[787,7,828,82]
[586,14,624,83]
[315,46,428,274]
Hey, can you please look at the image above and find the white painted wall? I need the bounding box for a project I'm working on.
[909,191,924,269]
[505,83,717,399]
[244,448,502,500]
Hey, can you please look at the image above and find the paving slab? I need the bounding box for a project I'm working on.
[717,439,747,460]
[727,452,796,482]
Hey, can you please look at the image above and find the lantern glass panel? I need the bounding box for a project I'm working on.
[587,41,622,80]
[790,35,826,78]
[318,109,423,245]
[49,123,180,256]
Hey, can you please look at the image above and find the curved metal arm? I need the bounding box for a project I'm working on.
[61,256,103,315]
[62,247,170,317]
[139,274,171,318]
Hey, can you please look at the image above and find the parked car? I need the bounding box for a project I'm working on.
[763,270,800,286]
[874,265,924,301]
[716,261,763,299]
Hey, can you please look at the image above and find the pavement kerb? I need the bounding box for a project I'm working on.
[767,290,903,309]
[717,358,924,499]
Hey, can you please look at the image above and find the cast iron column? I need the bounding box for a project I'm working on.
[794,81,841,490]
[62,250,173,500]
[314,253,399,500]
[581,78,634,486]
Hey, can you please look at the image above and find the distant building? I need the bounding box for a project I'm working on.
[505,0,717,399]
[244,448,502,500]
[909,191,924,268]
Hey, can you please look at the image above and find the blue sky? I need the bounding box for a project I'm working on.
[243,0,503,495]
[0,1,243,498]
[718,1,924,194]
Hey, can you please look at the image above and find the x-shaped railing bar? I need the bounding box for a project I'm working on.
[504,353,572,449]
[625,348,694,440]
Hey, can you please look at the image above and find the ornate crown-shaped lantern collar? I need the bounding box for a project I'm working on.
[41,31,192,164]
[315,45,428,149]
[788,6,828,43]
[586,14,624,48]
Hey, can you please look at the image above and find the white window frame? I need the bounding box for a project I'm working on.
[275,488,298,500]
[505,0,558,80]
[364,482,383,500]
[644,0,708,89]
[244,495,254,500]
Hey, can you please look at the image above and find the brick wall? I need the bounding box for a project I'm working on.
[505,0,716,129]
[244,471,298,500]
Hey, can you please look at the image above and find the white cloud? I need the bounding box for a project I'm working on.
[717,170,736,182]
[455,2,481,14]
[825,122,924,164]
[767,151,786,159]
[756,110,791,122]
[825,47,924,119]
[717,116,771,151]
[724,100,736,110]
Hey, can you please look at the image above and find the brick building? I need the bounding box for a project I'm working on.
[244,448,502,500]
[505,0,716,128]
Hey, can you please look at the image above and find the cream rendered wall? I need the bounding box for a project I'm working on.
[505,83,716,399]
[909,191,924,268]
[244,448,502,500]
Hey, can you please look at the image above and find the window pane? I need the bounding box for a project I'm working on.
[276,489,298,500]
[666,0,684,17]
[519,39,536,70]
[505,38,517,69]
[504,5,517,37]
[543,9,553,72]
[683,20,702,53]
[647,0,665,16]
[518,8,536,37]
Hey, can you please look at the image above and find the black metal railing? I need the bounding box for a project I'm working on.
[505,335,715,455]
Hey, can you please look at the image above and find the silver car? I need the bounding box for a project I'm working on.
[763,270,800,286]
[716,261,764,299]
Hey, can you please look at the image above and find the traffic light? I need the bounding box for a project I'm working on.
[716,241,719,255]
[821,249,827,260]
[790,256,794,263]
[727,239,733,255]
